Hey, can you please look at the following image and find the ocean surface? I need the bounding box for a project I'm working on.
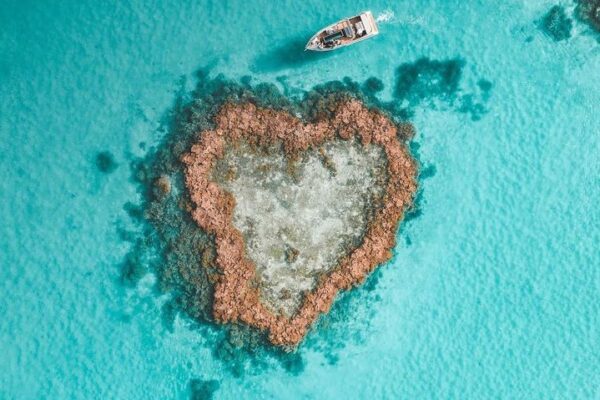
[1,0,599,398]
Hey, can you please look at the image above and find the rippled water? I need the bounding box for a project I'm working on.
[1,0,599,398]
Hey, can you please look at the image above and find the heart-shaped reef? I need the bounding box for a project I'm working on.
[182,99,417,347]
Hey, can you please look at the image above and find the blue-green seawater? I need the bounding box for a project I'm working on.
[1,0,599,398]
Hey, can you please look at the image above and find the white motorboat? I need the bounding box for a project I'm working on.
[305,11,379,52]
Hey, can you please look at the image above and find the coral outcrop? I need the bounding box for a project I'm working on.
[541,6,573,41]
[576,0,600,32]
[182,98,417,347]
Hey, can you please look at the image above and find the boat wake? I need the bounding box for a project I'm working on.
[376,10,395,23]
[376,10,427,27]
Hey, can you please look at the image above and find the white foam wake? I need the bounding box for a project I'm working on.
[376,10,427,27]
[376,10,395,23]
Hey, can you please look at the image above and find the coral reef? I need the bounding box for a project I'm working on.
[122,69,463,363]
[540,6,573,41]
[576,0,600,32]
[182,100,417,346]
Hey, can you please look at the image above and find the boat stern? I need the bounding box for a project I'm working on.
[360,11,379,36]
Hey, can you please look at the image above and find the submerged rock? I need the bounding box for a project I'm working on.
[182,99,418,347]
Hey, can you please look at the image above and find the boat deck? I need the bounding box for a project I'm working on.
[319,17,368,46]
[306,11,379,51]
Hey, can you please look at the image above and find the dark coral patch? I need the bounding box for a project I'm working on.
[189,378,220,400]
[362,77,385,94]
[420,165,437,180]
[395,57,465,105]
[392,57,490,121]
[477,79,493,93]
[280,352,306,375]
[576,0,600,32]
[119,238,148,286]
[95,151,118,174]
[457,94,487,121]
[540,6,573,41]
[123,201,144,221]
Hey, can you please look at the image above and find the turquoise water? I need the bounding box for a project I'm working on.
[1,0,599,398]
